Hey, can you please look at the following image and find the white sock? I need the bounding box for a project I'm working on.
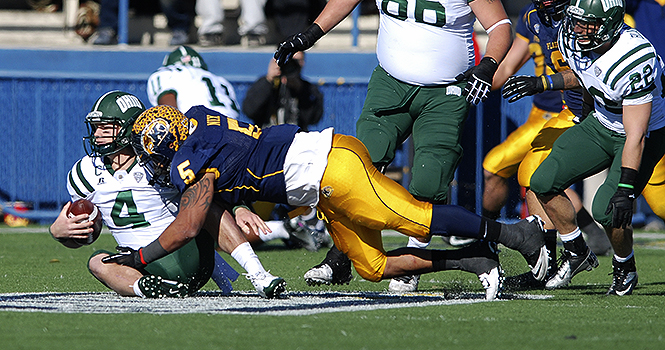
[614,250,634,263]
[132,278,145,298]
[559,228,582,242]
[231,242,266,276]
[259,220,291,241]
[407,236,430,249]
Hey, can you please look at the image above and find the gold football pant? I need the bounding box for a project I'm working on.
[518,107,576,187]
[316,134,432,282]
[483,105,557,179]
[641,156,665,220]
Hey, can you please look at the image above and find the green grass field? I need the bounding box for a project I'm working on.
[1,225,664,350]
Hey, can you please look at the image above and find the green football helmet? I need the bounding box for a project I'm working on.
[84,91,146,157]
[162,45,208,71]
[562,0,625,52]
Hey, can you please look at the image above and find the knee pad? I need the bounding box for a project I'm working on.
[410,151,459,202]
[356,117,398,165]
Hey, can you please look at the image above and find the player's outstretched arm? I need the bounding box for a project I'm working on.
[103,173,216,268]
[274,0,361,66]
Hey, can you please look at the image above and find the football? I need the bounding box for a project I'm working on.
[66,198,103,246]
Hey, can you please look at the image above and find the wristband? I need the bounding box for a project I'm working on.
[618,166,639,188]
[541,73,565,90]
[140,239,169,265]
[305,23,325,41]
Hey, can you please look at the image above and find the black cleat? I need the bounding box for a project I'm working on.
[545,248,599,289]
[606,258,638,296]
[501,215,549,281]
[304,246,353,286]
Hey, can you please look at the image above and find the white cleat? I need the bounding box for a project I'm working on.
[478,266,504,300]
[388,275,420,293]
[245,271,286,298]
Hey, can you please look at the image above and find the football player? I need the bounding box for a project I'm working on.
[49,91,286,299]
[274,0,513,293]
[488,0,613,289]
[104,104,556,301]
[147,46,240,119]
[529,0,665,295]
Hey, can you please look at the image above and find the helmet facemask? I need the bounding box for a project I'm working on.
[83,91,145,157]
[562,0,625,52]
[533,0,568,27]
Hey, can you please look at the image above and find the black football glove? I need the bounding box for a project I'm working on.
[102,246,146,269]
[501,75,545,103]
[605,167,639,229]
[455,56,498,105]
[274,24,325,66]
[605,187,636,229]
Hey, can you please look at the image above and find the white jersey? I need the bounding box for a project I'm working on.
[147,64,240,119]
[66,156,180,249]
[559,26,665,134]
[375,0,476,85]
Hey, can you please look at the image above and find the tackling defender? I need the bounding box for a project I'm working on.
[274,0,513,292]
[50,91,286,299]
[103,104,553,300]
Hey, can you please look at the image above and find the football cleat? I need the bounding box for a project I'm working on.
[545,248,599,289]
[245,271,286,299]
[304,247,353,286]
[502,215,549,281]
[461,241,503,300]
[478,266,504,301]
[284,217,319,252]
[606,262,638,296]
[388,275,420,293]
[138,275,189,298]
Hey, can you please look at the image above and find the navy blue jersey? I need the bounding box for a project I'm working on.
[515,4,563,113]
[524,4,584,116]
[171,106,300,204]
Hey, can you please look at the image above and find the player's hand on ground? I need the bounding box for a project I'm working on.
[274,24,324,66]
[49,201,94,240]
[501,75,545,103]
[102,246,146,269]
[234,207,270,236]
[455,57,498,105]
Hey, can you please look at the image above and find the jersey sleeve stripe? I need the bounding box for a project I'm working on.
[625,83,656,100]
[603,43,651,85]
[68,170,87,198]
[75,160,96,193]
[610,52,656,90]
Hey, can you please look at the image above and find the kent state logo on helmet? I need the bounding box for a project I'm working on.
[131,105,190,186]
[133,105,189,161]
